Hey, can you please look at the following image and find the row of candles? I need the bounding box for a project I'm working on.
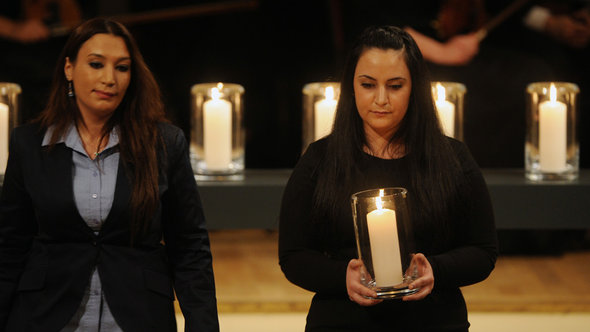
[188,80,579,182]
[0,81,580,181]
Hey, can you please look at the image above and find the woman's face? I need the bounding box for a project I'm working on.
[353,47,412,141]
[65,33,131,121]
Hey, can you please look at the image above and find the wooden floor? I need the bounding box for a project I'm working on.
[204,229,590,314]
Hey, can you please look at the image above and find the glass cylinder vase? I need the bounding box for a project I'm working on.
[302,82,340,151]
[0,83,21,177]
[190,83,245,179]
[431,81,466,140]
[351,187,418,299]
[525,82,579,181]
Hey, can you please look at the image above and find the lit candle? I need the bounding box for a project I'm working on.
[366,190,403,287]
[314,86,337,140]
[539,84,567,172]
[203,84,232,170]
[0,102,8,175]
[435,83,455,137]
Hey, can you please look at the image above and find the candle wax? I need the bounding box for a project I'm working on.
[0,103,8,175]
[314,97,337,140]
[366,207,403,287]
[435,99,455,137]
[203,96,232,170]
[539,99,567,172]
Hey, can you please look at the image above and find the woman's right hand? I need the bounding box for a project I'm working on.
[346,259,382,306]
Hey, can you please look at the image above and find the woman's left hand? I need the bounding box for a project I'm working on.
[403,253,434,301]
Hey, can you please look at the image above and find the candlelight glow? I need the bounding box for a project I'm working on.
[436,83,446,103]
[211,87,221,100]
[325,86,335,101]
[375,189,385,210]
[550,83,557,102]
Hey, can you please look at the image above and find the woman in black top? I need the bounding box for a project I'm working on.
[279,26,497,331]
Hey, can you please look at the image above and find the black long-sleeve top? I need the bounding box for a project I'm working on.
[279,137,498,331]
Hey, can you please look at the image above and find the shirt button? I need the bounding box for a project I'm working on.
[93,172,98,177]
[92,194,98,199]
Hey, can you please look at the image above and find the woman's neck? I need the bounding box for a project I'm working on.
[364,129,405,159]
[76,118,109,160]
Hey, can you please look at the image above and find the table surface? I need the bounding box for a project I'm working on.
[195,169,590,230]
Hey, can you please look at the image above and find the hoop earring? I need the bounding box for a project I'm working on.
[67,81,74,97]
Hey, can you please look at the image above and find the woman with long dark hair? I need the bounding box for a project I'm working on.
[279,26,497,331]
[0,18,219,331]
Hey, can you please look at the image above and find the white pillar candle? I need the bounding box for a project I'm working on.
[203,86,232,170]
[0,102,9,175]
[435,83,455,137]
[539,84,567,172]
[366,192,403,287]
[314,86,337,140]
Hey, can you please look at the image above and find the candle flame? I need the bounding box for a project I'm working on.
[375,196,383,211]
[211,87,221,101]
[436,83,446,103]
[375,189,385,210]
[324,86,335,101]
[549,83,557,103]
[217,82,224,90]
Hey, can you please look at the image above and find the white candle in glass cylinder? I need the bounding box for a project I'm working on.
[435,83,455,137]
[366,193,403,287]
[314,86,337,140]
[203,86,232,170]
[539,84,567,172]
[0,102,9,174]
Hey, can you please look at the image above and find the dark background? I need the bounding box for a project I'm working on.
[1,0,589,169]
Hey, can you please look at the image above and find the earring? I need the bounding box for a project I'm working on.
[67,81,74,97]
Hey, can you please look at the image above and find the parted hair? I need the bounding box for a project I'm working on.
[313,26,463,243]
[38,18,167,243]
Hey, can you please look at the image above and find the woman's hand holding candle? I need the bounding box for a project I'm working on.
[346,259,383,306]
[403,253,434,301]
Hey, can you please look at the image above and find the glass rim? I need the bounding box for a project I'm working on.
[190,82,244,93]
[0,82,22,94]
[302,81,340,93]
[526,81,580,93]
[351,187,407,200]
[430,81,466,92]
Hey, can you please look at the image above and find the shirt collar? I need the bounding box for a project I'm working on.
[42,123,120,155]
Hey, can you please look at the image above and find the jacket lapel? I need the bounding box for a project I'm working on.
[38,143,94,236]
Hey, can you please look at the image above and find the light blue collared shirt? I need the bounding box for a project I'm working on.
[42,124,123,332]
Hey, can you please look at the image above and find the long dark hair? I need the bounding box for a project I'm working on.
[314,26,462,239]
[38,18,167,242]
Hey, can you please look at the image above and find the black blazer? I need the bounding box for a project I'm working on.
[0,122,219,332]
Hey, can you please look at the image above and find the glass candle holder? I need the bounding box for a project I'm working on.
[525,82,579,181]
[190,83,245,179]
[302,82,340,151]
[431,82,466,140]
[351,187,418,299]
[0,83,21,177]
